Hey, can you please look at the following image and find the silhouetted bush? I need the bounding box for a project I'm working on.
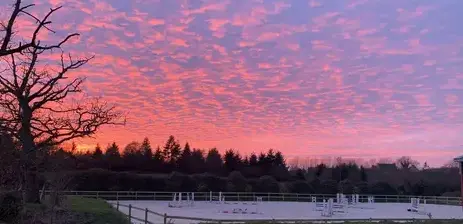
[289,180,314,193]
[318,179,338,194]
[338,180,355,194]
[0,191,22,223]
[256,175,279,193]
[228,171,247,192]
[370,182,397,195]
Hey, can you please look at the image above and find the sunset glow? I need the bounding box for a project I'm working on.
[3,0,463,166]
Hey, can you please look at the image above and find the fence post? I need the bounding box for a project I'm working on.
[116,191,119,201]
[96,191,99,199]
[145,208,148,224]
[129,204,132,222]
[135,191,138,200]
[163,213,167,224]
[268,193,270,201]
[153,192,156,200]
[116,201,119,211]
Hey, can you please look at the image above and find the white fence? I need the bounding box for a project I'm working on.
[55,191,462,206]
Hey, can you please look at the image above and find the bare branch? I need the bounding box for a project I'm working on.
[0,0,79,56]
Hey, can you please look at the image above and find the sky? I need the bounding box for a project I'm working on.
[2,0,463,166]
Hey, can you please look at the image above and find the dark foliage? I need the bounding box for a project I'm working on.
[0,191,22,223]
[1,135,460,196]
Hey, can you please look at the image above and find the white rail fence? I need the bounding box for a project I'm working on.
[54,191,462,206]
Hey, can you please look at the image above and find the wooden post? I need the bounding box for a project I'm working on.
[116,191,119,201]
[145,208,148,224]
[163,213,167,224]
[129,204,132,222]
[116,201,119,211]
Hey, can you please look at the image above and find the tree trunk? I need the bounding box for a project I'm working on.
[19,104,40,203]
[22,138,40,203]
[22,140,40,203]
[24,168,40,203]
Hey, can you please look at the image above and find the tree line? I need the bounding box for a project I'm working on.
[1,134,460,197]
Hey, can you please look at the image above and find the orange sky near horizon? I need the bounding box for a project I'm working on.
[1,0,463,167]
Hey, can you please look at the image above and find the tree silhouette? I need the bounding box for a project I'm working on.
[93,144,103,159]
[104,142,121,170]
[249,153,258,166]
[205,148,223,175]
[178,142,192,173]
[141,138,153,159]
[224,149,242,174]
[163,135,182,165]
[123,141,142,170]
[315,163,326,178]
[360,166,368,182]
[0,0,123,202]
[397,156,420,170]
[152,146,165,173]
[190,149,205,174]
[139,137,152,171]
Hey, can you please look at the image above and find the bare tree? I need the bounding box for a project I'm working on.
[0,0,78,57]
[0,0,124,203]
[396,156,420,170]
[442,160,459,168]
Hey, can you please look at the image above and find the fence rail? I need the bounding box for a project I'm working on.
[51,190,462,206]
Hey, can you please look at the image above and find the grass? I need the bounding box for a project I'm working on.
[20,196,130,224]
[65,196,130,224]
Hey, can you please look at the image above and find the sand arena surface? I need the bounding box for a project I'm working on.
[111,200,463,223]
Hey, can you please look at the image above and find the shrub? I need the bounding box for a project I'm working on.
[441,191,460,197]
[338,179,355,194]
[319,180,338,194]
[290,180,314,193]
[370,182,397,195]
[228,171,247,192]
[256,175,279,193]
[0,191,22,223]
[165,172,188,191]
[192,173,226,192]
